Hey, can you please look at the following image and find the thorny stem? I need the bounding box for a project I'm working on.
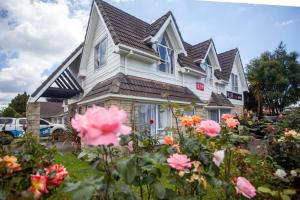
[102,145,112,200]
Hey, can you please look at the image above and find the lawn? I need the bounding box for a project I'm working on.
[49,152,98,199]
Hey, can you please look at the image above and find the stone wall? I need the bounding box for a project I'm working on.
[232,105,244,116]
[26,102,40,138]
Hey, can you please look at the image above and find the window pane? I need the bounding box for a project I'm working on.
[220,109,231,116]
[208,110,219,123]
[138,104,156,135]
[184,109,195,116]
[40,120,49,125]
[158,105,171,138]
[234,74,238,92]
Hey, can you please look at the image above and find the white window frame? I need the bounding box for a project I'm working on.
[138,103,172,138]
[156,34,174,74]
[207,108,231,123]
[231,73,238,93]
[94,37,108,70]
[201,63,213,85]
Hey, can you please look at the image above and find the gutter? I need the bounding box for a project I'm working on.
[118,44,160,61]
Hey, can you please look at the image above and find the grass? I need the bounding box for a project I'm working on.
[49,152,98,200]
[54,152,98,181]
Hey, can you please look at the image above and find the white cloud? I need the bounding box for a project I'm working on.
[0,0,91,106]
[276,19,298,26]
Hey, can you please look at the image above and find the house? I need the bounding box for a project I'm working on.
[40,102,66,124]
[29,0,248,137]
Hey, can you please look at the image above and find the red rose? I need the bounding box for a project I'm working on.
[45,164,68,187]
[149,119,154,124]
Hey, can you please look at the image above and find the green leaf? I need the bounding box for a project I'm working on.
[283,189,296,195]
[72,185,95,200]
[117,159,137,184]
[153,181,166,199]
[280,193,291,200]
[258,186,272,194]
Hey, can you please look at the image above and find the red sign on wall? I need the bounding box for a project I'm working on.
[196,82,204,91]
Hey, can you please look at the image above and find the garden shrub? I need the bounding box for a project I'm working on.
[0,134,68,199]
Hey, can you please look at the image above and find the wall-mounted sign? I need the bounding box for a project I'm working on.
[196,82,204,91]
[227,91,242,101]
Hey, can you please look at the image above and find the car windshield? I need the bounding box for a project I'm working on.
[0,118,13,124]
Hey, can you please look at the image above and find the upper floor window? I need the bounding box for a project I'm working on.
[156,33,174,74]
[94,37,107,70]
[201,63,213,85]
[231,73,238,92]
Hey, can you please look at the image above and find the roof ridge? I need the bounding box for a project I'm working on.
[218,48,238,56]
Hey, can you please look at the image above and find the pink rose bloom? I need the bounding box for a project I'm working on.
[236,177,256,199]
[225,118,240,128]
[71,105,131,146]
[221,114,233,121]
[213,150,225,167]
[198,120,221,137]
[167,153,192,171]
[45,164,68,187]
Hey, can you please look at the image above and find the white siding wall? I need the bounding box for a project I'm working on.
[81,6,120,94]
[224,55,245,106]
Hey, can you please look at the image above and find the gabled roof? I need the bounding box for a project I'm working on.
[95,0,156,55]
[207,92,234,107]
[31,43,84,101]
[145,11,172,38]
[184,39,212,60]
[217,48,238,81]
[81,73,203,104]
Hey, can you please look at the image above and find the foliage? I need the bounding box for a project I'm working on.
[0,134,68,199]
[63,104,268,200]
[9,92,30,116]
[1,106,17,117]
[247,42,300,116]
[280,107,300,132]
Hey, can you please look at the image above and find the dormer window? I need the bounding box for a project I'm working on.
[94,37,107,70]
[231,73,238,92]
[201,57,213,85]
[156,33,174,74]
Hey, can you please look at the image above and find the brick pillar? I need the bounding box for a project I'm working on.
[26,102,40,138]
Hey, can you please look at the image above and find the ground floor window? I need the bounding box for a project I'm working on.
[138,103,171,138]
[207,108,231,123]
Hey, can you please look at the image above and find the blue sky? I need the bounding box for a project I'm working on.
[106,0,300,65]
[0,0,299,106]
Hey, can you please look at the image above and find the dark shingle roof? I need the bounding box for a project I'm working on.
[145,11,172,38]
[207,92,234,107]
[184,39,212,60]
[217,48,238,81]
[177,54,205,73]
[40,102,63,118]
[81,73,203,104]
[95,0,156,55]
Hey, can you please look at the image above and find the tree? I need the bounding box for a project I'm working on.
[247,42,300,117]
[2,106,17,117]
[9,92,29,116]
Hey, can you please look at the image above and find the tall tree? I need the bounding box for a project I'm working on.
[9,92,29,116]
[247,42,300,116]
[2,106,17,117]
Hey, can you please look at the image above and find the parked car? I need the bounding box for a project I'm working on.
[0,117,66,138]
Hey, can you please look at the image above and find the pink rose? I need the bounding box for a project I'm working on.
[71,105,131,146]
[167,153,192,171]
[221,114,233,121]
[198,120,221,137]
[225,118,240,128]
[213,150,225,167]
[235,177,256,199]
